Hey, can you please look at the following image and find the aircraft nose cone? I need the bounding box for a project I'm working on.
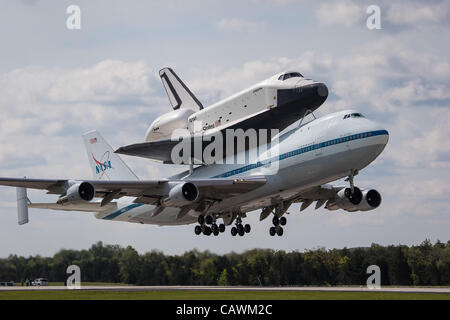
[365,121,390,147]
[277,82,329,111]
[316,83,328,98]
[300,82,328,103]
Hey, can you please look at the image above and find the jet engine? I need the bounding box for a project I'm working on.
[161,182,199,207]
[335,187,363,210]
[358,189,382,211]
[57,182,95,204]
[326,187,382,212]
[326,187,363,211]
[145,109,195,142]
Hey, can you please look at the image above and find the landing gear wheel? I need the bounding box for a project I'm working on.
[213,229,219,236]
[219,224,225,233]
[198,215,205,225]
[280,216,287,226]
[237,224,244,235]
[194,225,202,235]
[244,224,251,233]
[231,227,237,236]
[211,224,218,234]
[205,215,213,225]
[272,216,279,226]
[269,227,276,236]
[276,226,284,236]
[203,226,212,236]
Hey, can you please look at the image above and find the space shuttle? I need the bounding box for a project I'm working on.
[116,67,329,162]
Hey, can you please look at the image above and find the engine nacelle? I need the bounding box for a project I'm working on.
[327,187,363,211]
[145,108,195,142]
[57,182,95,204]
[161,182,199,207]
[358,189,382,211]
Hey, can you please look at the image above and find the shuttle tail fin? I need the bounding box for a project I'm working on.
[82,130,139,181]
[159,67,203,111]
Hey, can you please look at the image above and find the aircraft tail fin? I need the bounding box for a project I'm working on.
[82,130,139,181]
[159,67,203,111]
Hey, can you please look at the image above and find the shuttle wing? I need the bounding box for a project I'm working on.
[115,109,279,163]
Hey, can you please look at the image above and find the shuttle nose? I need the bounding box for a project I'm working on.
[298,82,328,100]
[277,82,328,111]
[315,82,329,98]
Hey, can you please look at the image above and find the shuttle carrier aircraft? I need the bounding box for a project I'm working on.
[0,69,388,237]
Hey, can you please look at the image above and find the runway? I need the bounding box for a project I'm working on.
[1,285,449,294]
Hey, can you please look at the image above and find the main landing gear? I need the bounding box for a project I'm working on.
[230,215,251,237]
[269,215,286,237]
[194,215,225,236]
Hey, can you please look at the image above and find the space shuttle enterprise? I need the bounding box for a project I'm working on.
[116,68,329,163]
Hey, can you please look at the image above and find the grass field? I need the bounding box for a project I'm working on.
[0,290,449,300]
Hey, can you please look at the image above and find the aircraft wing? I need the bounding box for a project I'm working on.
[296,184,342,200]
[0,176,266,202]
[291,184,353,211]
[29,202,117,212]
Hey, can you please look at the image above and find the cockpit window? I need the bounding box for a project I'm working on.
[278,72,303,81]
[343,113,364,119]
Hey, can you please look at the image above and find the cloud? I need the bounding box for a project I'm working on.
[1,60,156,106]
[316,1,363,27]
[215,18,265,32]
[189,51,333,104]
[386,2,449,26]
[0,60,172,182]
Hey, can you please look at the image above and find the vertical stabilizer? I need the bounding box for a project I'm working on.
[82,130,139,181]
[159,67,203,111]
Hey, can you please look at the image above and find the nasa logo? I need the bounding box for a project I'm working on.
[92,152,113,174]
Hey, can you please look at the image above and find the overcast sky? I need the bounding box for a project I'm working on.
[0,0,449,257]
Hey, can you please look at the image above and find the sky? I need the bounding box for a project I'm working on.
[0,0,449,257]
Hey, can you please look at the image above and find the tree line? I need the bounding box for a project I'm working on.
[0,239,448,286]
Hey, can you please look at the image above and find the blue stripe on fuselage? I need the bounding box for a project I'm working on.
[102,203,144,220]
[212,129,388,178]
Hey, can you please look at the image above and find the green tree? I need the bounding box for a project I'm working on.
[218,269,229,286]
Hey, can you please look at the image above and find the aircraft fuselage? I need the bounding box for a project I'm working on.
[97,109,388,226]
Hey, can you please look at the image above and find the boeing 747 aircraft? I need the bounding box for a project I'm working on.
[0,109,388,237]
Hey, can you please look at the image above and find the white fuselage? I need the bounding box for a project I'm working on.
[96,110,389,225]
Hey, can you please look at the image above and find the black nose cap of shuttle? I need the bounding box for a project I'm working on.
[277,82,328,110]
[316,82,328,98]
